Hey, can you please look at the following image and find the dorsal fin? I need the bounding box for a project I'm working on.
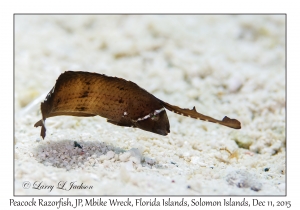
[159,100,241,129]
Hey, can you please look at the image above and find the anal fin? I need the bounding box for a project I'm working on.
[107,119,133,127]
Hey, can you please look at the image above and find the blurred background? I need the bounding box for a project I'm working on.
[15,15,285,112]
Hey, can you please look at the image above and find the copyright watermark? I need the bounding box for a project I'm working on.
[22,181,31,189]
[22,181,93,192]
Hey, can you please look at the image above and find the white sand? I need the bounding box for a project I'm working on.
[15,15,285,195]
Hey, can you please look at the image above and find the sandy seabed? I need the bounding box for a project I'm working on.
[14,15,285,195]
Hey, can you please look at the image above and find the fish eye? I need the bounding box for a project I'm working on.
[151,114,159,121]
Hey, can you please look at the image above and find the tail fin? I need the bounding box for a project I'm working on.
[160,100,241,129]
[34,119,46,139]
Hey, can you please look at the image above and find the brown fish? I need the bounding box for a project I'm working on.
[34,71,241,139]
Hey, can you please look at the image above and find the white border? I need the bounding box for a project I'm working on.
[2,0,296,208]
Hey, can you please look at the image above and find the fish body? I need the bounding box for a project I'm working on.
[35,71,241,139]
